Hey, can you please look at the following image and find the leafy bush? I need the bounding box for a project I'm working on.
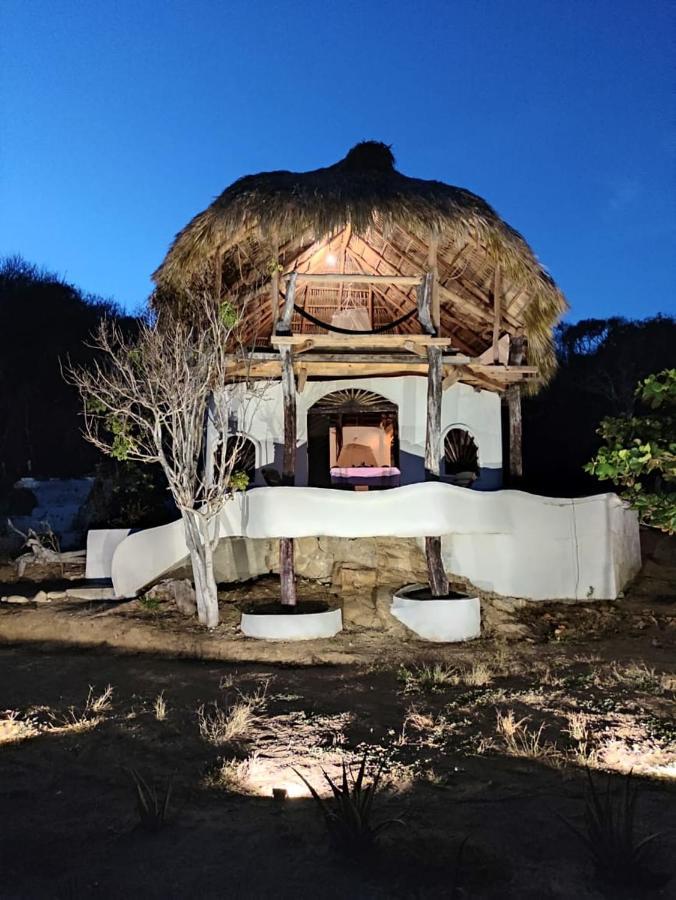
[585,370,675,533]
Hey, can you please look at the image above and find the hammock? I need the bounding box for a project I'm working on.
[292,304,417,335]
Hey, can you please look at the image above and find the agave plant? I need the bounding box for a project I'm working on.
[127,767,173,832]
[294,754,403,852]
[561,769,665,889]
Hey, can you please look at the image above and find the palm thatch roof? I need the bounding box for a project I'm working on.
[154,141,567,383]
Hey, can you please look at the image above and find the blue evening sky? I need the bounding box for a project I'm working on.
[1,0,674,320]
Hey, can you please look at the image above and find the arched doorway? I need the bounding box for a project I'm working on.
[443,427,479,488]
[307,389,399,490]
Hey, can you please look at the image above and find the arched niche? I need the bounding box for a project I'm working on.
[307,389,399,489]
[443,426,479,488]
[223,433,257,488]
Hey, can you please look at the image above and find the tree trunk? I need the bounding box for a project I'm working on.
[183,511,219,628]
[279,537,297,607]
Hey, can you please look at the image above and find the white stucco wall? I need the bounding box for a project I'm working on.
[109,483,641,602]
[225,376,502,487]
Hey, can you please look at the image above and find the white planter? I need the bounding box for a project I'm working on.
[240,607,342,641]
[391,584,480,642]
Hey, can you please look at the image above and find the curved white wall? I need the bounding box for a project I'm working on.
[110,483,641,602]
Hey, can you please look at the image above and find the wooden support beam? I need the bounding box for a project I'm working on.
[464,366,506,393]
[279,343,297,607]
[279,537,297,607]
[507,385,522,481]
[296,365,308,393]
[403,340,430,358]
[276,272,296,335]
[294,272,422,286]
[428,230,440,334]
[492,263,502,363]
[506,334,526,482]
[280,345,296,484]
[417,271,436,335]
[424,344,449,597]
[442,368,461,391]
[270,239,280,330]
[272,334,451,351]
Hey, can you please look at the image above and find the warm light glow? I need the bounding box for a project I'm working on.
[272,781,307,799]
[325,252,338,267]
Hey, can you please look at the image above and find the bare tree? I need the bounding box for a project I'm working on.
[68,291,260,628]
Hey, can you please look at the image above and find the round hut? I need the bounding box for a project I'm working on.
[106,147,638,610]
[153,140,566,495]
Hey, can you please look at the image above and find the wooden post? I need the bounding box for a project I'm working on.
[276,272,297,335]
[279,344,297,606]
[506,335,526,482]
[428,230,440,335]
[424,346,443,479]
[270,239,280,331]
[424,345,449,597]
[492,263,501,363]
[279,535,297,607]
[417,272,436,335]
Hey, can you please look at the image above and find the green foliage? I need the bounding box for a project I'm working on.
[585,370,676,533]
[218,300,239,329]
[138,593,162,612]
[228,470,249,492]
[294,754,403,853]
[560,770,664,889]
[109,417,137,461]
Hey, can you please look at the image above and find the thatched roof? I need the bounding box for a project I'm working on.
[154,141,567,382]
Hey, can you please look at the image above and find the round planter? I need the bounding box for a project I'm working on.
[240,606,342,641]
[391,584,480,642]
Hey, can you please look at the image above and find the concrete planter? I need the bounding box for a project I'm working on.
[240,607,342,641]
[391,584,480,642]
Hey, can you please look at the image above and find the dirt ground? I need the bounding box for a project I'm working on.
[0,534,675,898]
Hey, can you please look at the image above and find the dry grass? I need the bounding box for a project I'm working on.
[205,754,261,792]
[153,692,168,721]
[85,684,114,714]
[398,663,459,693]
[463,661,493,687]
[493,710,559,763]
[602,662,665,694]
[565,712,599,768]
[197,685,267,746]
[0,711,39,744]
[52,685,115,733]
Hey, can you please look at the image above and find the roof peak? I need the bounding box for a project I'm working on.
[340,141,395,172]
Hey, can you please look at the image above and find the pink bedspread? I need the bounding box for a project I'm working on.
[330,466,400,478]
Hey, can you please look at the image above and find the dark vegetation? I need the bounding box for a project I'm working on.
[0,256,129,480]
[523,315,676,497]
[0,257,172,530]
